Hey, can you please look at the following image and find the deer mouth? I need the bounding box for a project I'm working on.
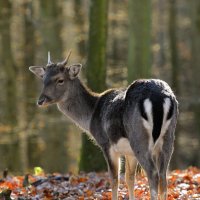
[37,95,56,107]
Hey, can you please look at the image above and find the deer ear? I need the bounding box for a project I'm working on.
[29,66,45,79]
[68,64,82,79]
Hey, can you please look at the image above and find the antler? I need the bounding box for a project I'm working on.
[47,51,52,65]
[47,50,72,67]
[61,50,72,66]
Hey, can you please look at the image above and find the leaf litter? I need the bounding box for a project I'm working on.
[0,167,199,199]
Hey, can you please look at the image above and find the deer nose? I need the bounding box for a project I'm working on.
[37,95,47,106]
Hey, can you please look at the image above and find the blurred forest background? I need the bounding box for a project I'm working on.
[0,0,199,174]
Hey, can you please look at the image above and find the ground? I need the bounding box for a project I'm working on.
[0,167,199,199]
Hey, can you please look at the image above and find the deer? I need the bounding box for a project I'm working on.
[29,51,178,200]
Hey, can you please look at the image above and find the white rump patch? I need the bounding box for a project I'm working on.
[142,98,154,150]
[161,98,172,136]
[153,98,172,155]
[143,98,153,115]
[163,98,171,120]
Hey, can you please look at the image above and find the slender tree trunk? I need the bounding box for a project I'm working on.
[17,74,28,173]
[127,0,151,83]
[0,1,16,124]
[16,0,37,173]
[40,0,63,60]
[79,0,108,172]
[73,0,86,58]
[169,0,179,94]
[190,0,200,167]
[157,0,166,67]
[127,0,151,173]
[86,0,108,92]
[0,0,19,172]
[17,0,37,173]
[39,0,69,172]
[23,0,36,119]
[168,0,180,169]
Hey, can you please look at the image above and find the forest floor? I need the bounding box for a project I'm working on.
[0,167,199,200]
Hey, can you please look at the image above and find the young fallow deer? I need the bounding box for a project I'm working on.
[29,51,178,200]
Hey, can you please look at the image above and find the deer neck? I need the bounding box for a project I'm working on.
[57,79,99,132]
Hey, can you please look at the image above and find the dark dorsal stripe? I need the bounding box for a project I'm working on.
[167,99,174,120]
[151,96,164,143]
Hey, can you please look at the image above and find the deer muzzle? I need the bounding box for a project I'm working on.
[37,94,52,107]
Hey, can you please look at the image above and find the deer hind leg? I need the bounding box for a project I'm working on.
[159,172,167,200]
[145,158,159,200]
[155,150,169,200]
[152,146,167,200]
[104,147,120,200]
[135,152,159,200]
[157,133,174,200]
[125,155,137,200]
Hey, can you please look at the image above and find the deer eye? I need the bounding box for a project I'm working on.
[57,79,64,85]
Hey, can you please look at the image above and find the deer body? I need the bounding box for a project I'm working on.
[29,54,178,200]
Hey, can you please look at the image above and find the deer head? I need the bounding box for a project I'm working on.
[29,51,82,107]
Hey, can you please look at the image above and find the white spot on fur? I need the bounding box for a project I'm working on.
[163,98,171,120]
[142,99,154,150]
[111,138,134,156]
[109,139,135,186]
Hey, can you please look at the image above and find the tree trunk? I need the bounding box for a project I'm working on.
[168,0,180,169]
[16,0,37,173]
[40,0,63,60]
[23,0,36,120]
[79,0,108,172]
[127,0,151,173]
[157,0,166,67]
[73,0,86,58]
[38,0,69,172]
[127,0,151,83]
[169,0,179,94]
[0,1,16,124]
[0,0,19,172]
[86,0,108,92]
[190,0,200,167]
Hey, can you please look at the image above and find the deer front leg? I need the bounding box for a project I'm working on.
[104,147,119,200]
[125,155,137,200]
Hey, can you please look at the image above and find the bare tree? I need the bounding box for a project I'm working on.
[127,0,151,83]
[79,0,109,171]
